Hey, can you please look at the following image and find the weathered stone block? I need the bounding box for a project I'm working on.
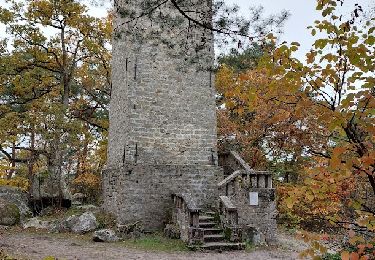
[102,164,222,230]
[0,198,20,226]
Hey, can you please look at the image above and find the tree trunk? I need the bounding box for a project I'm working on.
[6,142,16,180]
[28,126,35,200]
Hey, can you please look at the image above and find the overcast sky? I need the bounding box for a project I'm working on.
[226,0,374,59]
[1,0,374,60]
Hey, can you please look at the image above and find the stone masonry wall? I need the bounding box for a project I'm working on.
[108,0,217,167]
[102,164,222,230]
[219,174,277,244]
[235,188,277,244]
[104,0,220,230]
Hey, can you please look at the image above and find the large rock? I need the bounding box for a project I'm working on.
[0,198,20,226]
[66,212,98,234]
[75,204,98,212]
[23,217,51,229]
[31,171,71,201]
[0,186,31,219]
[93,229,120,242]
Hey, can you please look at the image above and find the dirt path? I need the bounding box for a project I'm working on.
[0,229,306,260]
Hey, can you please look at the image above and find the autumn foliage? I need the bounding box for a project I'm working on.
[0,0,111,199]
[217,0,374,258]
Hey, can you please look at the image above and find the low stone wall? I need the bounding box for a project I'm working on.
[218,171,277,244]
[234,188,277,244]
[102,164,222,230]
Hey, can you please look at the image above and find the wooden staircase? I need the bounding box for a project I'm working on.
[197,210,245,250]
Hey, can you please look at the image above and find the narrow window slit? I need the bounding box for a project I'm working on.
[134,57,138,80]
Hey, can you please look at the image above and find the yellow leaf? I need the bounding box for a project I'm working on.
[285,197,295,209]
[306,192,314,202]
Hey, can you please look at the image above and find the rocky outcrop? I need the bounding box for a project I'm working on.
[22,211,99,234]
[71,193,86,206]
[0,186,31,219]
[65,212,98,234]
[75,204,98,212]
[23,217,52,230]
[31,172,71,201]
[0,198,20,226]
[93,229,120,242]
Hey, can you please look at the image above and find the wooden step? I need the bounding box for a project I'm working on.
[204,234,225,242]
[201,242,245,250]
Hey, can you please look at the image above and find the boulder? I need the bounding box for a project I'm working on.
[66,212,98,234]
[93,229,120,242]
[0,186,31,219]
[0,198,20,226]
[72,193,86,201]
[31,172,71,201]
[71,193,86,206]
[75,204,98,212]
[117,221,143,239]
[72,200,82,206]
[23,217,51,229]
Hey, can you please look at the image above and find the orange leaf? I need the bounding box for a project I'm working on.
[350,252,359,260]
[341,251,350,260]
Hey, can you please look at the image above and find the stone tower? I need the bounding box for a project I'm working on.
[103,0,222,230]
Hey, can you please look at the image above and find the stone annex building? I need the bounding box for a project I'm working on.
[103,0,277,248]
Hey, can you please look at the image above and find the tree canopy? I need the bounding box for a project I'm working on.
[216,1,374,258]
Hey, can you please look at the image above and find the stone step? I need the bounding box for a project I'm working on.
[199,222,216,228]
[201,242,245,251]
[203,228,223,235]
[204,211,216,216]
[199,215,215,221]
[204,234,225,242]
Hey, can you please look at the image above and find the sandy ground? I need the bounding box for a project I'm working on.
[0,229,307,260]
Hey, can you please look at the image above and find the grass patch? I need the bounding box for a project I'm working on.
[322,253,341,260]
[0,250,18,260]
[120,233,188,252]
[245,242,256,252]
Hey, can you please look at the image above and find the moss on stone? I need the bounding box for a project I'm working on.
[0,202,20,225]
